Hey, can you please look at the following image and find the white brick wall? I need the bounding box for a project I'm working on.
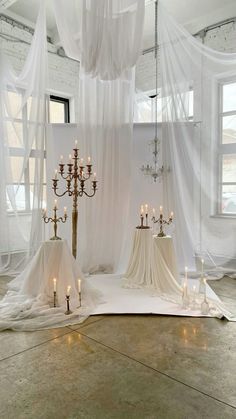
[0,17,80,120]
[136,20,236,92]
[1,13,236,98]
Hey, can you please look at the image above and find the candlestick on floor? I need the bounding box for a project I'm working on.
[78,291,82,307]
[52,143,98,258]
[43,202,67,240]
[53,291,57,308]
[65,295,72,315]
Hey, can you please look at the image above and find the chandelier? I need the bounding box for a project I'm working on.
[140,0,163,183]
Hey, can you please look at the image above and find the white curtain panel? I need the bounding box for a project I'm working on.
[54,0,144,80]
[53,0,145,273]
[0,0,48,274]
[158,1,236,273]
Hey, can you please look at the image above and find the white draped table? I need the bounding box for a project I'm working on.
[0,240,99,331]
[123,229,182,295]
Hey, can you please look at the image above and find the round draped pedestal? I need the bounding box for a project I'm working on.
[0,240,99,331]
[124,229,182,295]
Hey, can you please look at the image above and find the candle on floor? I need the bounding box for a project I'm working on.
[201,259,204,276]
[145,204,148,215]
[53,278,57,292]
[140,205,144,215]
[66,285,71,296]
[78,278,81,293]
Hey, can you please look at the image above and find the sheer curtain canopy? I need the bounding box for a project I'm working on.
[0,0,48,274]
[53,0,145,80]
[158,1,236,274]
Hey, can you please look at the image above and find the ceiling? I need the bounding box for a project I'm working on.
[2,0,236,50]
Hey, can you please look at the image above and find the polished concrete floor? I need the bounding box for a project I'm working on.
[0,276,236,419]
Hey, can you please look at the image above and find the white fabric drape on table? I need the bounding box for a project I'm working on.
[0,0,48,275]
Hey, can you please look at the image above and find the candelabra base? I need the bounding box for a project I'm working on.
[65,309,72,315]
[157,231,166,237]
[50,235,62,241]
[136,226,150,230]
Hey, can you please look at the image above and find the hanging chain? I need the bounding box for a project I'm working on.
[154,0,158,166]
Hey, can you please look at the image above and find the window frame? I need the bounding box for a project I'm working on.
[49,95,70,123]
[217,77,236,216]
[6,89,46,214]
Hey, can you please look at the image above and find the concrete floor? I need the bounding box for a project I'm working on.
[0,277,236,419]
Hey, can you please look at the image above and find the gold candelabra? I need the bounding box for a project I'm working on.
[43,201,67,240]
[136,204,150,229]
[152,206,173,237]
[52,141,98,259]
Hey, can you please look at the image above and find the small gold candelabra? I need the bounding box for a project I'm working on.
[152,206,173,237]
[52,140,98,259]
[136,204,150,229]
[43,201,67,240]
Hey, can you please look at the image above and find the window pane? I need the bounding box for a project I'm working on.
[222,154,236,183]
[6,185,26,211]
[5,91,22,119]
[50,101,66,123]
[223,82,236,112]
[9,156,25,183]
[222,185,236,214]
[222,115,236,144]
[6,121,23,148]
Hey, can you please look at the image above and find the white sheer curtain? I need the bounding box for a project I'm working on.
[54,0,145,273]
[158,1,236,274]
[54,0,144,79]
[0,0,48,275]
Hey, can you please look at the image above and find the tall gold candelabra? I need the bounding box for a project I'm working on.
[52,142,98,258]
[152,206,173,237]
[42,201,67,240]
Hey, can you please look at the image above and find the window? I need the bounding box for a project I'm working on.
[134,89,193,123]
[218,80,236,215]
[5,90,46,212]
[49,96,70,123]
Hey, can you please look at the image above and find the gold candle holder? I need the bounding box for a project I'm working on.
[136,204,150,229]
[53,291,57,308]
[65,295,72,315]
[52,143,98,259]
[152,206,173,237]
[43,202,67,240]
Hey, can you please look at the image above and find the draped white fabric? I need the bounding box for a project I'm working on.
[53,0,144,273]
[0,0,47,274]
[157,1,236,273]
[53,0,145,79]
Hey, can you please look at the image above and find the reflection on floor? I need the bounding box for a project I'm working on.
[0,276,236,419]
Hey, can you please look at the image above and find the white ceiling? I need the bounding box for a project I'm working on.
[2,0,236,49]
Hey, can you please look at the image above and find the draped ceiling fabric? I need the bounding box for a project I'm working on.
[158,1,236,274]
[54,0,145,273]
[0,0,47,274]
